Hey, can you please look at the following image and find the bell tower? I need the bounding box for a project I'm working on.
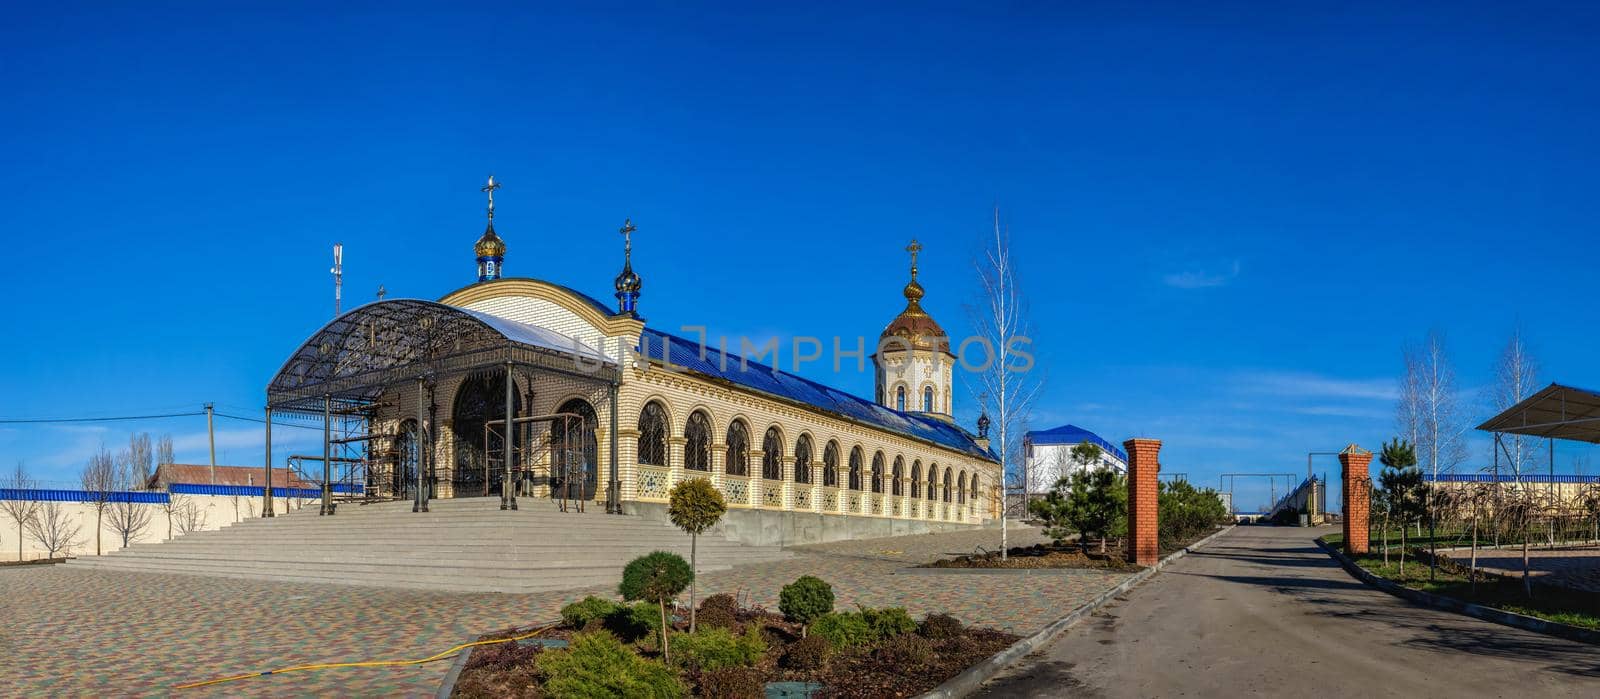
[873,239,954,418]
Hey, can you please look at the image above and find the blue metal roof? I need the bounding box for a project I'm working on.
[1024,424,1128,462]
[637,328,996,461]
[1426,473,1600,484]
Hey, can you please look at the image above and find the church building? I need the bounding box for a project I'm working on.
[262,179,1001,543]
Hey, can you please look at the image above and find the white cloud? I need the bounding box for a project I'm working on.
[1163,260,1241,289]
[1235,370,1397,402]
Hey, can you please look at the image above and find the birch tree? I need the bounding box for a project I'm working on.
[1,461,41,562]
[1491,328,1542,481]
[966,208,1042,560]
[1414,331,1467,579]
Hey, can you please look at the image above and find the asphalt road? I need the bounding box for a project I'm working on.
[976,526,1600,698]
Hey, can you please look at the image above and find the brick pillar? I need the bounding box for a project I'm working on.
[1339,445,1372,556]
[1124,438,1161,566]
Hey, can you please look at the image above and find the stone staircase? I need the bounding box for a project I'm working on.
[67,497,792,593]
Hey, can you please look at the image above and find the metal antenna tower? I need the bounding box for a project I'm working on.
[332,243,344,316]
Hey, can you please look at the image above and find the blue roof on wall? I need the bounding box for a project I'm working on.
[637,328,996,461]
[1025,424,1128,462]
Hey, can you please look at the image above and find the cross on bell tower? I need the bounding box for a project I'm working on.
[474,175,507,282]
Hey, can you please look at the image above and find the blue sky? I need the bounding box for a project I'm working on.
[3,2,1598,509]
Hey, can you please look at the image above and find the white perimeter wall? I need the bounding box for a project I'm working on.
[0,493,312,563]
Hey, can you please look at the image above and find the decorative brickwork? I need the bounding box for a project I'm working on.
[1339,445,1372,556]
[1124,438,1161,566]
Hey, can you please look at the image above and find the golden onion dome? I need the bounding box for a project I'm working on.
[475,222,505,257]
[880,271,949,353]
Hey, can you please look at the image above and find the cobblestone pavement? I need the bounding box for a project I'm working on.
[0,525,1125,697]
[1442,545,1600,593]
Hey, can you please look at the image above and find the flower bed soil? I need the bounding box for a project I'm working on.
[452,607,1018,698]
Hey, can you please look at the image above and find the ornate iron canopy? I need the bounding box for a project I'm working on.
[267,299,618,412]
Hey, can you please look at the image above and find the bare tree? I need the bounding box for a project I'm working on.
[156,433,175,469]
[1,461,41,562]
[175,498,208,534]
[127,432,154,488]
[81,447,116,555]
[25,501,83,559]
[1396,348,1424,447]
[1411,331,1468,579]
[105,447,154,549]
[158,492,189,540]
[966,208,1043,560]
[1491,328,1542,477]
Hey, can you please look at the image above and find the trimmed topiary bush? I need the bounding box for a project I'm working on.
[781,633,831,670]
[669,478,727,632]
[810,611,875,648]
[698,593,740,629]
[620,551,695,662]
[876,631,934,668]
[697,666,764,699]
[778,576,835,634]
[918,612,964,640]
[668,625,766,672]
[537,630,684,698]
[604,601,663,643]
[561,595,623,629]
[859,606,917,639]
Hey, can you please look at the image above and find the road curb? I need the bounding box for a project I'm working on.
[1315,538,1600,646]
[917,525,1238,699]
[433,645,473,699]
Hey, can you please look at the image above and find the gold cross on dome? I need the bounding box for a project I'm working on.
[481,175,502,218]
[620,218,636,253]
[906,238,922,275]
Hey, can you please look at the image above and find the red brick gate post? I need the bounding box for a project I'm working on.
[1339,444,1372,556]
[1124,438,1161,566]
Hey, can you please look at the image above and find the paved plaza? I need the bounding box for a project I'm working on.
[1442,545,1600,593]
[0,524,1125,697]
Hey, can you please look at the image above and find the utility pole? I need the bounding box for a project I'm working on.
[205,402,216,485]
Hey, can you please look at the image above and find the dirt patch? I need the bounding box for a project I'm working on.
[920,527,1224,570]
[452,607,1019,698]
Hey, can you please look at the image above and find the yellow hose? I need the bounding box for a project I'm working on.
[174,621,560,690]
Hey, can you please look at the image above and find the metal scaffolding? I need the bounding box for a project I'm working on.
[264,299,620,517]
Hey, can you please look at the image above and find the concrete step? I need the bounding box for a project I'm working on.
[74,553,740,577]
[105,548,783,567]
[65,559,629,594]
[72,495,791,592]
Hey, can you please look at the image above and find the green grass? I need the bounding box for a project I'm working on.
[1317,534,1600,632]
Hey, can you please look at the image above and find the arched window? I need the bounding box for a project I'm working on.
[896,386,906,411]
[892,456,904,496]
[637,401,667,466]
[910,460,922,500]
[848,447,863,490]
[684,411,712,471]
[943,468,953,502]
[923,386,934,412]
[870,452,885,493]
[969,474,980,507]
[451,369,523,498]
[762,426,783,480]
[550,398,598,500]
[927,465,938,499]
[823,441,840,487]
[794,435,813,484]
[392,419,420,499]
[724,420,749,477]
[958,471,967,504]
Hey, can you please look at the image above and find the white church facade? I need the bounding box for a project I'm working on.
[260,179,1001,544]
